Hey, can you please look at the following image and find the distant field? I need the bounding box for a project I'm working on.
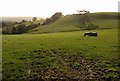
[2,29,119,80]
[29,12,118,34]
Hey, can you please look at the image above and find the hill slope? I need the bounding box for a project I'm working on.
[28,12,118,34]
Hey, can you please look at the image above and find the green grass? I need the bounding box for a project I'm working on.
[28,12,118,34]
[23,20,45,26]
[0,28,2,33]
[13,19,45,28]
[2,29,119,80]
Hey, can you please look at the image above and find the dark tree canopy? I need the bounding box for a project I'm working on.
[32,17,37,21]
[43,12,62,25]
[2,22,40,34]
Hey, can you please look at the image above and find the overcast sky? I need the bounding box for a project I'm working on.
[0,0,119,17]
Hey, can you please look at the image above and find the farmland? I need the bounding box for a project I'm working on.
[1,12,120,80]
[2,29,120,80]
[29,12,118,34]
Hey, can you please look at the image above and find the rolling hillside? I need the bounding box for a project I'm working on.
[28,12,118,34]
[2,12,119,80]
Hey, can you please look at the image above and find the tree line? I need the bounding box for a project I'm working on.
[2,23,40,34]
[2,12,63,34]
[2,11,99,34]
[43,12,62,25]
[2,17,41,34]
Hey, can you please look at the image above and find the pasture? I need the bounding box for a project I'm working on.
[2,29,119,80]
[29,12,118,34]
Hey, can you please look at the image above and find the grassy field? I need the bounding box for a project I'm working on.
[2,29,120,80]
[28,12,118,34]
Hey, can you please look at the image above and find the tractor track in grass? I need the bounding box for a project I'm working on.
[27,49,116,81]
[54,53,82,79]
[27,49,98,80]
[52,49,104,80]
